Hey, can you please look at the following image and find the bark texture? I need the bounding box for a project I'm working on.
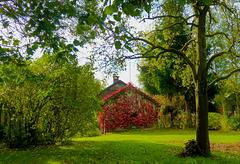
[193,4,210,156]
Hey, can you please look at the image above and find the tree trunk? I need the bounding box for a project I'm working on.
[194,4,210,156]
[195,81,210,156]
[185,91,194,128]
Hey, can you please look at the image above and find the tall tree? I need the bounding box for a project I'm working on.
[97,0,240,156]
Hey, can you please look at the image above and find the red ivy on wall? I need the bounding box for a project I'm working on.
[99,83,159,132]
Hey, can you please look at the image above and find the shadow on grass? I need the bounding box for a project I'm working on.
[1,139,240,164]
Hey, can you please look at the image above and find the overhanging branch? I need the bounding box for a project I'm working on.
[208,68,240,89]
[206,32,230,40]
[206,45,236,70]
[142,14,199,23]
[212,1,236,15]
[127,37,197,78]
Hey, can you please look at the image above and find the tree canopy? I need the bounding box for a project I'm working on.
[0,0,101,64]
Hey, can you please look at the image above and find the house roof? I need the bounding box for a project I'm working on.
[99,80,127,95]
[102,82,161,107]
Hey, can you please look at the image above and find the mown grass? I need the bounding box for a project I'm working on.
[0,129,239,164]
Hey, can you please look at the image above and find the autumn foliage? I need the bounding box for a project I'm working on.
[99,83,159,132]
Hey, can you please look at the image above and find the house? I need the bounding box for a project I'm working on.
[98,77,161,133]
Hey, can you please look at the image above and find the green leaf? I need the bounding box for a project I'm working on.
[32,43,38,50]
[0,8,4,14]
[73,39,81,46]
[122,2,135,16]
[115,41,122,50]
[13,39,20,46]
[113,14,120,21]
[115,26,120,34]
[113,0,123,6]
[3,21,9,28]
[44,90,53,97]
[125,45,133,52]
[132,9,141,17]
[0,78,4,83]
[201,0,212,6]
[113,11,122,21]
[90,31,96,39]
[73,47,79,52]
[144,5,151,13]
[2,40,9,45]
[179,0,187,6]
[28,19,36,27]
[104,6,116,15]
[86,15,96,25]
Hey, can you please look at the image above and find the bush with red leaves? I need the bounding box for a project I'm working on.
[99,93,159,132]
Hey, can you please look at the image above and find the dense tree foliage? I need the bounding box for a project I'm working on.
[0,54,102,147]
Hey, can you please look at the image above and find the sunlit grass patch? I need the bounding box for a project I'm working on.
[0,129,239,164]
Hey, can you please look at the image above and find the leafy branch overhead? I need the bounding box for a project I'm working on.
[99,0,240,89]
[0,0,102,62]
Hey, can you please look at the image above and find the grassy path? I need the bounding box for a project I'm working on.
[0,129,239,163]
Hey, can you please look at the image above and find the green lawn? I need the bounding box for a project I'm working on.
[0,129,239,164]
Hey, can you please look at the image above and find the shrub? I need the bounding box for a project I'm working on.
[0,54,102,148]
[99,94,159,132]
[228,117,240,131]
[157,113,171,128]
[220,116,231,132]
[208,112,222,130]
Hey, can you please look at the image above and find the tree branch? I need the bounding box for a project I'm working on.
[143,14,198,23]
[124,54,157,59]
[212,1,236,15]
[181,38,196,52]
[208,68,240,89]
[206,45,240,70]
[127,37,197,78]
[143,15,198,28]
[206,31,230,40]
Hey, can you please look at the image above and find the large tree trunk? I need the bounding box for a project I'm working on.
[195,80,210,156]
[185,91,195,128]
[194,4,210,156]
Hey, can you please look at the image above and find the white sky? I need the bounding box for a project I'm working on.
[95,60,140,87]
[76,45,141,87]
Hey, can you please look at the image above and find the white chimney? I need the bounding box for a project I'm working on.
[113,76,119,83]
